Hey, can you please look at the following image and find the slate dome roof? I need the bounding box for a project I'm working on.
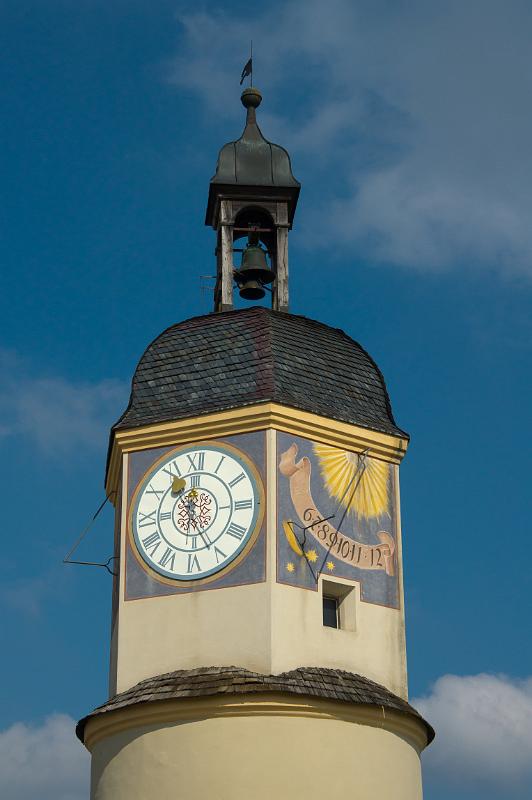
[112,307,406,442]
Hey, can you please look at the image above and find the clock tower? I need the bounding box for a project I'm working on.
[77,87,433,799]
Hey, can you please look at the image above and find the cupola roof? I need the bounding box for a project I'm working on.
[112,307,406,440]
[205,88,300,227]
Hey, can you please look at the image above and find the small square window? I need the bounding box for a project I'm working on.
[321,580,356,631]
[323,595,339,628]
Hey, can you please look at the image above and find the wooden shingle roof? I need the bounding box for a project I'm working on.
[77,666,433,744]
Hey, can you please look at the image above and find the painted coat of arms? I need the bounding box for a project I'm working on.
[277,432,400,608]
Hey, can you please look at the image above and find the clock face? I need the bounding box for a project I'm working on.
[130,443,263,583]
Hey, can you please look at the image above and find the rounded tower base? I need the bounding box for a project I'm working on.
[79,668,433,800]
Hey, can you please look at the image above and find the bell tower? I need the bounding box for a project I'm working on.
[78,88,433,800]
[206,86,299,312]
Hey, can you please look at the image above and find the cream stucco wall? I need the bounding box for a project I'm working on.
[110,424,408,699]
[87,698,426,800]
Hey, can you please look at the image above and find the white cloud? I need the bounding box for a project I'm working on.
[0,350,127,453]
[0,714,89,800]
[171,0,532,277]
[414,673,532,794]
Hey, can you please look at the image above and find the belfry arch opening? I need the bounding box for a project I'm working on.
[233,206,275,255]
[232,207,276,306]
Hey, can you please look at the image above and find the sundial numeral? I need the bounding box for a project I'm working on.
[229,472,245,489]
[234,499,252,510]
[227,522,246,540]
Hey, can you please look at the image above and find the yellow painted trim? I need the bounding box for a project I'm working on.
[83,692,429,753]
[106,403,408,498]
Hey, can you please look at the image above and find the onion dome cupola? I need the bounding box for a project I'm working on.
[205,88,300,312]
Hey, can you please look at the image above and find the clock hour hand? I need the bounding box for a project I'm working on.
[172,477,186,495]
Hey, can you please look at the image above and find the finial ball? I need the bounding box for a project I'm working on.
[241,87,262,109]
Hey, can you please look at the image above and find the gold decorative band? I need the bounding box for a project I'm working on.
[107,403,408,498]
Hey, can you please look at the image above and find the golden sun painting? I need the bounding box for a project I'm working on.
[313,444,390,520]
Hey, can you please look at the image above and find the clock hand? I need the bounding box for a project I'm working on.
[172,477,186,495]
[198,529,211,549]
[182,489,211,549]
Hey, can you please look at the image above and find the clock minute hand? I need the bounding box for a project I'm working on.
[198,528,211,550]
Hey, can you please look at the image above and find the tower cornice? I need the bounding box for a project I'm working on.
[106,401,408,500]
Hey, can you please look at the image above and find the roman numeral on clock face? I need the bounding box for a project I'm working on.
[145,483,164,500]
[159,547,176,571]
[142,531,161,556]
[186,452,205,472]
[234,499,252,510]
[187,554,201,573]
[227,522,246,540]
[190,474,201,488]
[214,545,227,563]
[229,472,245,488]
[160,512,172,521]
[162,460,181,479]
[139,509,157,527]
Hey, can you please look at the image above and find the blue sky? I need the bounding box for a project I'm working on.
[1,2,532,798]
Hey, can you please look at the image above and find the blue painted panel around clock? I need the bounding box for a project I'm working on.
[125,431,266,598]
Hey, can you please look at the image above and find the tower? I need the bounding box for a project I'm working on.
[77,88,433,799]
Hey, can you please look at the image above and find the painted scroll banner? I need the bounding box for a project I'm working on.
[279,443,395,577]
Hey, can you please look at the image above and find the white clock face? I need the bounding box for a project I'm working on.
[131,443,262,582]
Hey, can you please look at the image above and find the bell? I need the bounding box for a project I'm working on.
[239,279,266,300]
[238,244,275,283]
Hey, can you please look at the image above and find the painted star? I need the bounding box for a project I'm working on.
[326,561,335,571]
[305,549,318,563]
[286,562,295,573]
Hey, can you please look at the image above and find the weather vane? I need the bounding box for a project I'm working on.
[239,41,253,86]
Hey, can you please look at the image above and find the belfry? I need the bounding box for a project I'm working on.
[77,87,433,799]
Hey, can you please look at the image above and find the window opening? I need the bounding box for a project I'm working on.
[323,595,339,629]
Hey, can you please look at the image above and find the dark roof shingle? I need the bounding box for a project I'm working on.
[113,307,407,441]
